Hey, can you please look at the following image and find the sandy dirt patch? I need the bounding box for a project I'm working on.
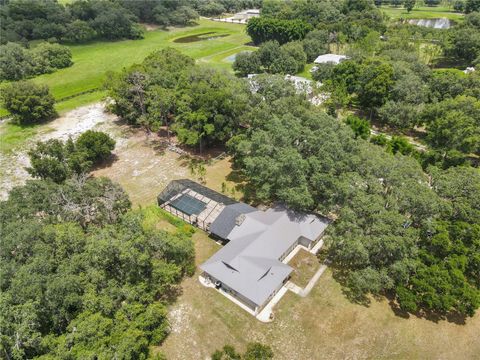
[0,103,118,200]
[91,130,190,206]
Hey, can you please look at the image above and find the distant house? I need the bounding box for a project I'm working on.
[247,74,327,106]
[158,180,329,314]
[313,53,348,65]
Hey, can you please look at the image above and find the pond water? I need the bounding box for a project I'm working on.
[173,32,229,43]
[408,18,451,29]
[224,50,253,63]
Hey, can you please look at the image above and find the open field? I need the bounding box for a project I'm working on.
[18,19,252,114]
[0,101,239,203]
[381,5,464,21]
[0,20,253,157]
[156,230,480,360]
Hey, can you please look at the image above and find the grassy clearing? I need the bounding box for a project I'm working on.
[23,20,251,114]
[157,231,480,360]
[0,122,39,154]
[288,249,319,288]
[91,128,237,207]
[381,5,464,21]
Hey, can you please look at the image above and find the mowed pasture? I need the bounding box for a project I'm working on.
[380,5,464,21]
[0,19,253,116]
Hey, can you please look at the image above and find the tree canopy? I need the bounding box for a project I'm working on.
[228,89,480,318]
[1,81,56,124]
[0,174,194,359]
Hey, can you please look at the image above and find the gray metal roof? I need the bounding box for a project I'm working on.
[210,203,257,239]
[201,207,329,306]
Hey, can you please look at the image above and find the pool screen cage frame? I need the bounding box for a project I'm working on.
[157,179,237,231]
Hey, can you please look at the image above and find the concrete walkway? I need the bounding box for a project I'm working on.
[256,286,289,323]
[286,263,329,297]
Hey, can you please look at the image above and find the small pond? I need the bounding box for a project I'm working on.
[224,50,253,63]
[407,18,451,29]
[173,32,230,43]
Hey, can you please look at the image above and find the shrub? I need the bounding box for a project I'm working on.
[1,81,57,124]
[76,130,116,163]
[27,131,116,183]
[232,51,261,76]
[31,43,73,74]
[0,43,36,81]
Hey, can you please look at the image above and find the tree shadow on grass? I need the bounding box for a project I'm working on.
[329,266,373,308]
[330,265,468,325]
[387,292,467,325]
[90,153,119,171]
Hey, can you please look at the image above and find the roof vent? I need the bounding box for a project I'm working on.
[235,214,246,226]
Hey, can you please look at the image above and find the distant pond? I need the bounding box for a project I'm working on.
[407,18,451,29]
[173,32,230,43]
[224,50,253,63]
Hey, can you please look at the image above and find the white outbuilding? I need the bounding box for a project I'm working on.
[313,53,348,65]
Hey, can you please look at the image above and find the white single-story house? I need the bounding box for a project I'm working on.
[158,180,329,314]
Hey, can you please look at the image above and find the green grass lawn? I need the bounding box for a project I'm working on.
[0,20,252,151]
[1,20,252,117]
[381,5,464,21]
[157,229,480,360]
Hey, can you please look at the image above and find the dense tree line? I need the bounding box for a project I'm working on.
[0,175,195,359]
[257,0,386,43]
[246,17,313,45]
[233,29,329,77]
[226,81,480,318]
[0,0,146,44]
[312,25,480,167]
[0,0,215,46]
[107,48,251,153]
[0,42,72,81]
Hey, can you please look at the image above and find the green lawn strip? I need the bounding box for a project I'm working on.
[380,6,464,21]
[55,90,107,114]
[0,122,38,154]
[297,63,315,80]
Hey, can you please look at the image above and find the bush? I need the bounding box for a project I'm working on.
[466,0,480,13]
[76,130,116,163]
[454,0,466,12]
[345,115,370,139]
[311,62,336,82]
[0,42,73,81]
[64,20,97,43]
[0,43,36,81]
[281,41,307,73]
[32,43,73,74]
[387,136,415,155]
[27,131,116,183]
[302,29,329,62]
[232,51,261,76]
[370,133,388,146]
[1,81,57,124]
